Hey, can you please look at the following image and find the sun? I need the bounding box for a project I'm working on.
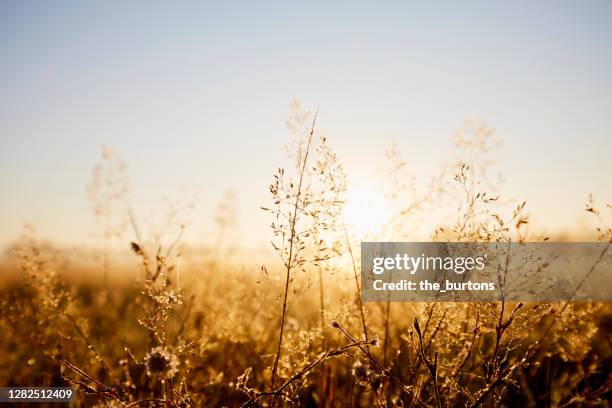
[343,184,391,238]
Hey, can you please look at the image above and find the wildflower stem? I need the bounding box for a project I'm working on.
[341,220,369,345]
[333,321,427,408]
[245,340,372,407]
[270,109,319,390]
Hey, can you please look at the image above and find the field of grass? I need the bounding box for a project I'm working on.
[1,108,610,407]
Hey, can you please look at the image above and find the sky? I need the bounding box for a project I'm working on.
[1,1,611,250]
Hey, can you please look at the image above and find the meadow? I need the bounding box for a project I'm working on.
[1,105,610,407]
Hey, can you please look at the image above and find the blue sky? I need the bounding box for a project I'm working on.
[1,1,611,248]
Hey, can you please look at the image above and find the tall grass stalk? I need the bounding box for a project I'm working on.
[341,220,369,345]
[270,110,319,389]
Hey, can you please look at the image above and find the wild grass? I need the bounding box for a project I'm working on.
[0,103,611,407]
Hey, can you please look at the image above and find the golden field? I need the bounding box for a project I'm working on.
[1,108,610,407]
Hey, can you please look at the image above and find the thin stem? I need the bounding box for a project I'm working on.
[383,294,390,366]
[244,340,371,407]
[318,263,326,348]
[270,110,319,389]
[333,322,427,408]
[341,220,369,345]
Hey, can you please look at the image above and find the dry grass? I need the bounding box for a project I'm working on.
[0,104,611,407]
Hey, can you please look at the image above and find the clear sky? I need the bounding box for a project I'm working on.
[1,1,611,250]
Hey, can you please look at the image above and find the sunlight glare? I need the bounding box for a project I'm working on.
[343,184,390,238]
